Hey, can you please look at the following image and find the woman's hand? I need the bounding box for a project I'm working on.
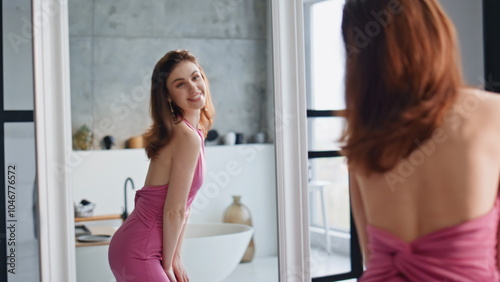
[164,266,177,282]
[172,254,189,282]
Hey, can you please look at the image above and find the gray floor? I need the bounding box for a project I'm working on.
[222,256,278,282]
[310,248,356,281]
[222,251,356,282]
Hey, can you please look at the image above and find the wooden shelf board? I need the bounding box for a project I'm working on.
[75,214,122,222]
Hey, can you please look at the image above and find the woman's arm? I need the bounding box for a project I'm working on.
[497,181,500,270]
[162,130,201,275]
[174,209,189,257]
[349,173,370,266]
[497,219,500,271]
[171,211,190,281]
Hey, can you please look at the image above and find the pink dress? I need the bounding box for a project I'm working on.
[360,197,500,282]
[108,119,205,282]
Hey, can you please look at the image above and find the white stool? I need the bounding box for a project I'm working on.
[308,180,331,253]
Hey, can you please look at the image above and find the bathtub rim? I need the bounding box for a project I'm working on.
[184,222,254,239]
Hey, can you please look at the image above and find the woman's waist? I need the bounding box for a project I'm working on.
[137,184,169,193]
[131,191,165,225]
[128,208,162,228]
[134,185,167,202]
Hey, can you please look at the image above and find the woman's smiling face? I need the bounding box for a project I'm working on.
[166,61,207,113]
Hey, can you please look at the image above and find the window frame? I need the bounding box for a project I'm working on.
[304,0,363,280]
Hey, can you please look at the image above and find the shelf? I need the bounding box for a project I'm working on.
[75,214,122,222]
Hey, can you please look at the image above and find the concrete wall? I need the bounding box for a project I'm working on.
[68,0,270,149]
[3,0,34,110]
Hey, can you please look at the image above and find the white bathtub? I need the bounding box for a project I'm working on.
[180,223,254,282]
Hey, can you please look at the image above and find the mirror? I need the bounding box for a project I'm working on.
[67,0,279,281]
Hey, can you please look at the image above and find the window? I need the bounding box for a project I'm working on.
[304,0,362,280]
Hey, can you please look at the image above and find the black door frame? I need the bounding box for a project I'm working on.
[484,0,500,94]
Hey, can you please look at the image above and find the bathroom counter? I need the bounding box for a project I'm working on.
[75,230,115,281]
[75,225,116,248]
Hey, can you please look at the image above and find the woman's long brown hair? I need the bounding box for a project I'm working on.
[143,50,215,159]
[340,0,464,174]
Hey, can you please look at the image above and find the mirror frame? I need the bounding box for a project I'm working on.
[33,0,310,281]
[33,0,75,281]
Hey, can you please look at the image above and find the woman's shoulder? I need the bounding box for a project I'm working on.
[171,121,202,148]
[455,88,500,121]
[461,87,500,106]
[454,88,500,143]
[155,121,201,159]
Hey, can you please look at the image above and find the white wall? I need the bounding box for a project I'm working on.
[440,0,484,86]
[70,144,278,258]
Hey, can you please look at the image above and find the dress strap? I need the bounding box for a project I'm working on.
[182,118,204,140]
[182,118,197,131]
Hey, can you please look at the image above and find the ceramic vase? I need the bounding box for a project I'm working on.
[223,195,255,263]
[223,132,236,145]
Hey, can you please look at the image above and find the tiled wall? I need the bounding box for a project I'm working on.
[69,0,270,149]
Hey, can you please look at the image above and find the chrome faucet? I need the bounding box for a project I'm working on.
[122,177,135,221]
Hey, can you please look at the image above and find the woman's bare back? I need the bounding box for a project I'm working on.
[353,88,500,242]
[143,121,199,187]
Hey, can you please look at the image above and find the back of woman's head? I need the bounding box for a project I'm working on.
[143,50,215,159]
[341,0,464,174]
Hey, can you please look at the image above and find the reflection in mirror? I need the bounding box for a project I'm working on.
[68,0,278,281]
[304,0,353,279]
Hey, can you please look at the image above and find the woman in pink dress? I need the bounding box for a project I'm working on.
[108,50,215,282]
[341,0,500,281]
